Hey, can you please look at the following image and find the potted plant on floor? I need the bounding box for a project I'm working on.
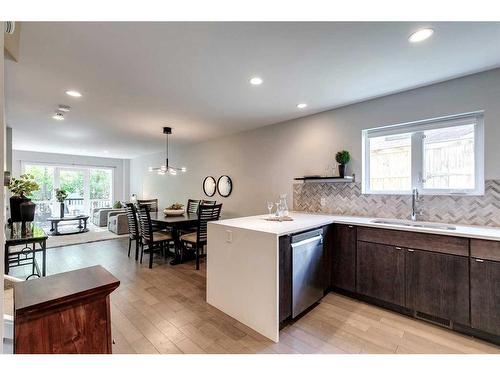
[8,174,40,223]
[55,188,69,218]
[335,150,351,178]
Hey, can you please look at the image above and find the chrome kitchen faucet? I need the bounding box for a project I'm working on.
[411,188,422,221]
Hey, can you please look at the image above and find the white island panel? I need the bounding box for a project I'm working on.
[207,223,280,342]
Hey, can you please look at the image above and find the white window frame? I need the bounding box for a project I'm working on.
[362,111,484,196]
[21,161,115,210]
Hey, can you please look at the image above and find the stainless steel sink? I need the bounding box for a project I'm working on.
[371,219,456,231]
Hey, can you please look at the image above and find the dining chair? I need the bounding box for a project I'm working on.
[137,198,159,212]
[137,204,174,269]
[180,203,222,270]
[125,203,142,260]
[200,199,216,205]
[186,199,201,215]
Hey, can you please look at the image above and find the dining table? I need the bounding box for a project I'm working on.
[149,212,199,265]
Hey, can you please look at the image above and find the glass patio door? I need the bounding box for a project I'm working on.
[23,163,114,220]
[57,167,89,215]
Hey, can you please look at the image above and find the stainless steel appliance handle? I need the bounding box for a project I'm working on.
[291,235,323,248]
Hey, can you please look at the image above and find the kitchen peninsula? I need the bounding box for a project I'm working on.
[207,212,500,344]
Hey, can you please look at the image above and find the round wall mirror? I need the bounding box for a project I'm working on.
[217,175,233,197]
[203,176,216,197]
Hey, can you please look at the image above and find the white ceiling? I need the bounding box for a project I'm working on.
[6,22,500,159]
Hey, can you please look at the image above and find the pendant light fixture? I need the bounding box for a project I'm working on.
[148,127,187,176]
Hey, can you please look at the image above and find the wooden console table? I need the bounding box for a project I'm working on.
[5,223,48,279]
[14,265,120,354]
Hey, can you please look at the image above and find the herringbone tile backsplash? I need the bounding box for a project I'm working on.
[293,180,500,227]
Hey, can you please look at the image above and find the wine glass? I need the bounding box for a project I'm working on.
[275,201,282,218]
[267,201,274,218]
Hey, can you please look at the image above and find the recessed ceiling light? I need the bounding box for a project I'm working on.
[408,28,434,43]
[65,90,82,97]
[52,112,65,121]
[103,150,109,154]
[249,77,263,86]
[297,103,308,109]
[58,104,71,112]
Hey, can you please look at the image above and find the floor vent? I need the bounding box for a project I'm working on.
[415,311,451,327]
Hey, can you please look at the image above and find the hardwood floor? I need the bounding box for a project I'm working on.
[6,238,500,354]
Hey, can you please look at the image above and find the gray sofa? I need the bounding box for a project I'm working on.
[92,207,126,227]
[108,212,129,235]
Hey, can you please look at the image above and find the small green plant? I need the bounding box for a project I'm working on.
[113,201,123,209]
[8,174,40,198]
[335,150,351,165]
[55,188,69,203]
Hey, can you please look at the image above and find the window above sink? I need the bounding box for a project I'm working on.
[362,111,484,196]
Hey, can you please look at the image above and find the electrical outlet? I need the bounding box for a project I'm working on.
[321,197,327,206]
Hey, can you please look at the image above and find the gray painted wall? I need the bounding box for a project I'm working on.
[130,68,500,218]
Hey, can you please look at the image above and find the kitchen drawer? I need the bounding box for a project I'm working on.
[470,239,500,262]
[357,226,469,256]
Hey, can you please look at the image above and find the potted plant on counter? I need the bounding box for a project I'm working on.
[8,174,40,223]
[55,188,69,218]
[335,150,351,178]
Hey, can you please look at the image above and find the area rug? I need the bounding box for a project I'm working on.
[45,223,127,249]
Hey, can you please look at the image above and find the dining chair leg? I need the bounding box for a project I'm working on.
[135,239,139,261]
[149,244,154,269]
[128,238,132,257]
[196,246,200,270]
[140,244,144,264]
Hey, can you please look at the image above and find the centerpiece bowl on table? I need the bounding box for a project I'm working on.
[163,203,185,216]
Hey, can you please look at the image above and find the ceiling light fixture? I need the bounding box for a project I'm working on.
[297,103,308,109]
[65,90,82,97]
[58,104,71,112]
[249,77,263,86]
[408,28,434,43]
[52,112,65,121]
[148,127,187,176]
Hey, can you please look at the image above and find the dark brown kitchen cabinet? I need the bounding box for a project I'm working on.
[279,234,292,323]
[332,224,357,292]
[470,258,500,335]
[356,241,405,306]
[406,249,469,325]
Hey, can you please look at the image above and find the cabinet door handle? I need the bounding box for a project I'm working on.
[475,259,484,263]
[348,225,354,228]
[395,247,402,250]
[407,249,414,252]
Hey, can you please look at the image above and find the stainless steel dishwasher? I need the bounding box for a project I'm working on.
[291,228,325,318]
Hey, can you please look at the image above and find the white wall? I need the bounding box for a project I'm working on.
[12,150,130,202]
[130,68,500,218]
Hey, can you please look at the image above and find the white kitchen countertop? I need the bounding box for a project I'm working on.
[211,211,500,241]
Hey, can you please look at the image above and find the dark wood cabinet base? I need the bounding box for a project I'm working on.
[14,265,120,354]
